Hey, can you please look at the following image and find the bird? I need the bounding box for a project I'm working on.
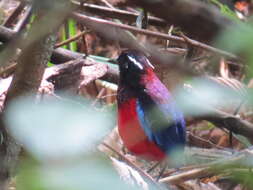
[117,50,186,162]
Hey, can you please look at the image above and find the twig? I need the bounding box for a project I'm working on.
[100,0,115,9]
[166,25,174,48]
[72,1,167,27]
[3,1,26,27]
[13,5,32,32]
[199,108,253,142]
[71,12,239,60]
[188,132,225,149]
[0,62,17,78]
[159,148,250,185]
[101,142,163,189]
[91,87,106,106]
[54,30,90,48]
[127,0,233,43]
[160,167,213,185]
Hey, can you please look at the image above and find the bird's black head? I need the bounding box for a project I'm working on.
[117,50,154,89]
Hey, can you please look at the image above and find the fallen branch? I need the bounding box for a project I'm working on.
[200,108,253,143]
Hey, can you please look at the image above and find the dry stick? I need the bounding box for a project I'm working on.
[71,12,239,60]
[3,1,26,27]
[100,0,115,9]
[0,62,17,78]
[199,108,253,142]
[54,30,90,48]
[166,25,174,48]
[14,5,32,32]
[160,167,212,185]
[164,163,213,177]
[71,1,166,27]
[101,142,163,189]
[188,132,225,149]
[78,2,90,56]
[91,87,106,106]
[159,150,247,185]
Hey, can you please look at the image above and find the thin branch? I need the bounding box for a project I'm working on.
[91,87,106,106]
[160,167,212,185]
[54,30,90,48]
[126,0,233,43]
[101,142,163,189]
[72,1,167,27]
[13,5,32,32]
[159,148,249,185]
[3,2,26,27]
[71,12,239,60]
[0,62,17,78]
[100,0,115,9]
[199,108,253,142]
[188,132,225,149]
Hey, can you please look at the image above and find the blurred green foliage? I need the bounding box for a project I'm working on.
[210,0,238,20]
[216,22,253,78]
[4,95,141,190]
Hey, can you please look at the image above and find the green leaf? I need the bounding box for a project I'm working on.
[216,22,253,78]
[5,95,113,161]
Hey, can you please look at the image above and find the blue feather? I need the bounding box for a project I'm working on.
[136,85,186,154]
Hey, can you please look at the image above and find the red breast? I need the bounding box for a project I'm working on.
[118,98,166,161]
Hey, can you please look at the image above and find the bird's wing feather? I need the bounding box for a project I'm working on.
[136,80,186,153]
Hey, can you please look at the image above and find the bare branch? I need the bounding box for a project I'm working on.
[126,0,234,43]
[72,12,239,60]
[72,1,167,27]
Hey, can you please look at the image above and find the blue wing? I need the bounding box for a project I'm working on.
[136,83,186,154]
